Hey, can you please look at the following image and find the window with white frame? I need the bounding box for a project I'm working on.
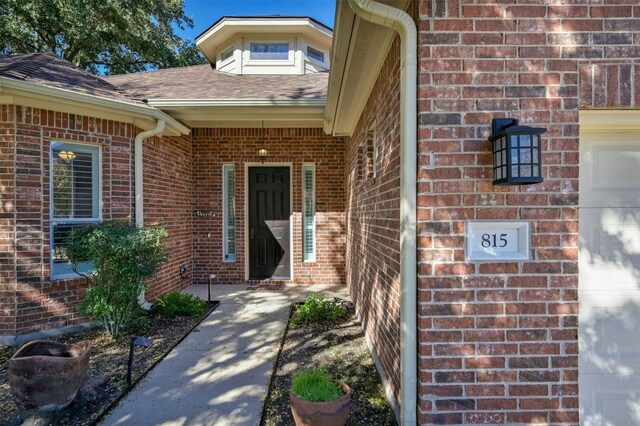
[302,164,316,262]
[220,46,234,62]
[51,141,101,277]
[249,42,289,60]
[306,45,325,63]
[223,164,236,261]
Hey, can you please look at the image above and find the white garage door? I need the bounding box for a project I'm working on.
[580,114,640,425]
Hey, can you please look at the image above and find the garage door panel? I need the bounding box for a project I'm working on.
[580,132,640,208]
[580,120,640,424]
[580,208,640,291]
[581,375,640,426]
[580,298,640,375]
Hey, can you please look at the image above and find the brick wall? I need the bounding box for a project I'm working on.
[191,128,345,285]
[345,38,403,410]
[0,105,16,336]
[0,105,191,337]
[417,1,640,424]
[143,134,193,300]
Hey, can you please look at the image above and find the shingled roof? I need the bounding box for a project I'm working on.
[0,53,150,108]
[105,64,328,101]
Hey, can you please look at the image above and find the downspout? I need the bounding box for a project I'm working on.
[346,1,417,425]
[134,120,166,308]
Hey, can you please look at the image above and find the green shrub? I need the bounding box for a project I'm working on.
[153,290,205,317]
[291,368,344,402]
[67,220,169,338]
[291,293,347,324]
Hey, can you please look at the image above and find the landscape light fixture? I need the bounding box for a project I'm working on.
[127,336,151,385]
[258,148,268,163]
[58,150,76,161]
[489,118,546,186]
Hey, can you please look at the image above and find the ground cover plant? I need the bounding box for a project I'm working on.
[153,290,206,317]
[262,303,397,425]
[291,293,347,324]
[0,302,217,426]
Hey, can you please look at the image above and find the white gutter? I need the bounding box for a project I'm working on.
[346,1,417,425]
[147,99,326,108]
[134,119,166,309]
[0,77,190,135]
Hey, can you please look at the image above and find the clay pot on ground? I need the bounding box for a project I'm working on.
[290,383,351,426]
[8,340,92,411]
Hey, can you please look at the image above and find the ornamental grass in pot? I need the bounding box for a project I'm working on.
[290,367,351,426]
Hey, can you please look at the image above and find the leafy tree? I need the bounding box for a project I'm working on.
[67,220,169,337]
[0,0,205,75]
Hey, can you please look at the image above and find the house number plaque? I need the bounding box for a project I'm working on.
[466,221,530,261]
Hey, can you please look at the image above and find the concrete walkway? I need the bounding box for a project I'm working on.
[102,284,349,426]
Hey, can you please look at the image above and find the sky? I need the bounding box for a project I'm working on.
[179,0,337,41]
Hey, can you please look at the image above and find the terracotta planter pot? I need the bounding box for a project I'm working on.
[8,340,92,411]
[290,383,351,426]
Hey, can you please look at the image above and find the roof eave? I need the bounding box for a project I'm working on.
[325,0,409,136]
[0,77,190,135]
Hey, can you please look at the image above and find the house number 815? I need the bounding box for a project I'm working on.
[481,233,508,248]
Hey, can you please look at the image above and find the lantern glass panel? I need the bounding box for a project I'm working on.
[533,167,539,177]
[521,165,532,177]
[501,149,506,164]
[532,135,539,147]
[512,165,519,177]
[500,137,506,150]
[521,134,531,147]
[520,149,531,163]
[510,134,518,147]
[494,152,499,167]
[533,149,539,162]
[511,148,518,165]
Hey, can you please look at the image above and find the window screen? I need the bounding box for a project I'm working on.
[51,142,100,276]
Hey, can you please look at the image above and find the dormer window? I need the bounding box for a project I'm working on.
[307,46,325,63]
[250,42,289,60]
[220,46,234,62]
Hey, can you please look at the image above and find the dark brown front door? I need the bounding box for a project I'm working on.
[248,167,291,279]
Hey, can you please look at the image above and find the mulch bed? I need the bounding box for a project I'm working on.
[0,302,218,426]
[261,306,398,426]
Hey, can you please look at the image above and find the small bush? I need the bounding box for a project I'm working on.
[291,293,347,324]
[67,220,168,338]
[291,368,344,402]
[153,291,206,317]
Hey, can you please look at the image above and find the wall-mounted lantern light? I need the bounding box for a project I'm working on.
[489,118,546,186]
[58,150,76,161]
[258,148,268,163]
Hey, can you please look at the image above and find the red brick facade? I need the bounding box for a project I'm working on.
[191,128,345,285]
[143,134,194,300]
[413,1,640,424]
[0,105,194,337]
[345,38,403,410]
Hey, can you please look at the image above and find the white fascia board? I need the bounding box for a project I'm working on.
[197,18,332,46]
[0,77,190,135]
[580,109,640,133]
[147,98,326,108]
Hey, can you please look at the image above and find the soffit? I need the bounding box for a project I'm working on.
[325,0,409,136]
